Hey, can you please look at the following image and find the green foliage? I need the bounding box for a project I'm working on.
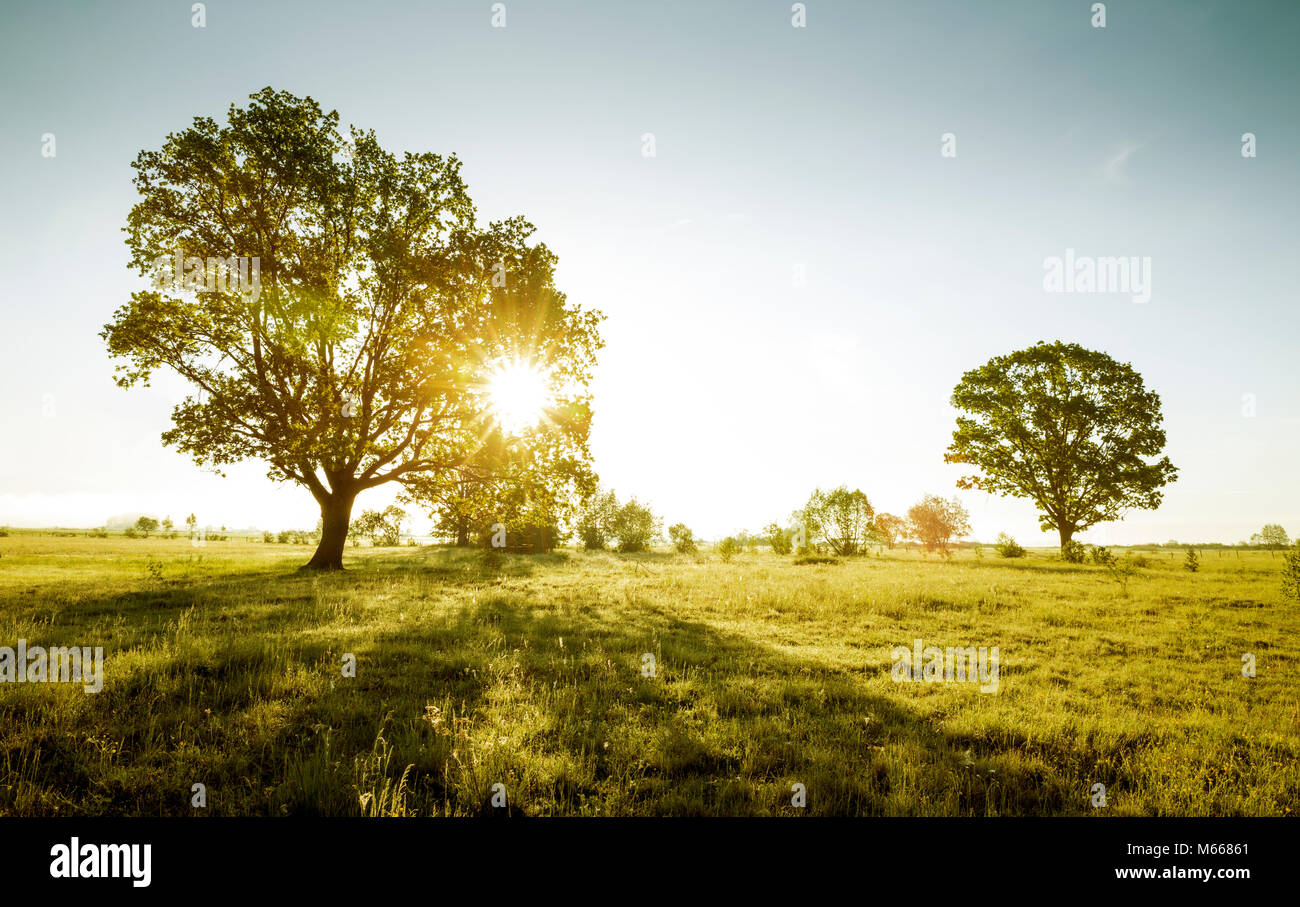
[907,495,971,555]
[946,342,1177,546]
[351,506,405,547]
[1184,547,1200,573]
[668,523,698,555]
[575,489,620,550]
[1282,545,1300,602]
[1250,524,1290,549]
[994,532,1026,558]
[102,88,603,570]
[716,537,740,562]
[133,516,159,538]
[764,522,793,555]
[1060,539,1087,564]
[872,513,906,549]
[797,487,874,556]
[611,498,661,553]
[1089,545,1116,567]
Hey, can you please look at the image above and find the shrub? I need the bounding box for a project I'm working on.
[798,487,874,555]
[1184,547,1200,573]
[1060,539,1087,564]
[576,489,619,550]
[263,530,275,543]
[716,537,740,562]
[1282,544,1300,602]
[907,494,971,555]
[764,522,792,555]
[612,499,661,552]
[277,530,292,544]
[0,527,9,537]
[668,523,698,555]
[994,532,1025,558]
[123,527,139,539]
[1089,545,1116,567]
[793,554,838,565]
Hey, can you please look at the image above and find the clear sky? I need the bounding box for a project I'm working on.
[1,0,1297,543]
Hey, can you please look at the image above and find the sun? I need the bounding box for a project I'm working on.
[486,360,551,435]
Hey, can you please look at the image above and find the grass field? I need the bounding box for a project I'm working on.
[1,534,1296,816]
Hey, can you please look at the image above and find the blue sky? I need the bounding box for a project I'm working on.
[1,0,1297,543]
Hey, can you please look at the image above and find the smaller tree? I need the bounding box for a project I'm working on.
[994,532,1026,558]
[798,487,874,556]
[906,495,970,555]
[668,523,698,555]
[351,506,406,547]
[134,515,159,538]
[612,498,661,553]
[764,521,793,555]
[872,513,906,549]
[1250,524,1290,550]
[716,536,740,562]
[162,516,174,535]
[1184,547,1200,573]
[576,489,620,550]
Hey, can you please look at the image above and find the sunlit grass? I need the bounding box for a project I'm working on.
[0,535,1295,815]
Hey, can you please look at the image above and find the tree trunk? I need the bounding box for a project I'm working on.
[304,490,358,571]
[455,522,470,547]
[1058,524,1076,548]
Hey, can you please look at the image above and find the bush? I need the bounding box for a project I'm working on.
[123,527,139,539]
[576,490,619,550]
[0,527,9,537]
[668,523,698,555]
[764,522,792,555]
[1184,547,1200,573]
[994,532,1025,558]
[611,498,661,552]
[263,530,275,543]
[1282,545,1300,602]
[716,537,740,562]
[1090,545,1116,567]
[1060,539,1087,564]
[277,530,292,544]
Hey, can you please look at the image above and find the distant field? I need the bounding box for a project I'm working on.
[0,535,1296,816]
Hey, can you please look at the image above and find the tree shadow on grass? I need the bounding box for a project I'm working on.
[1,550,1109,817]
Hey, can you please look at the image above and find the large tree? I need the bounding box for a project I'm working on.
[103,88,603,569]
[945,341,1176,548]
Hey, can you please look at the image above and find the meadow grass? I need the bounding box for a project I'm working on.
[0,534,1296,816]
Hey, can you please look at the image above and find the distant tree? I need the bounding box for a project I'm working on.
[575,489,620,550]
[102,88,602,570]
[764,521,793,555]
[185,513,197,535]
[351,505,406,546]
[134,516,159,538]
[994,532,1026,558]
[1250,524,1290,550]
[1184,548,1200,573]
[797,486,874,556]
[611,499,661,553]
[946,342,1177,551]
[162,516,174,533]
[716,536,740,563]
[872,513,906,549]
[668,523,698,555]
[907,495,970,555]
